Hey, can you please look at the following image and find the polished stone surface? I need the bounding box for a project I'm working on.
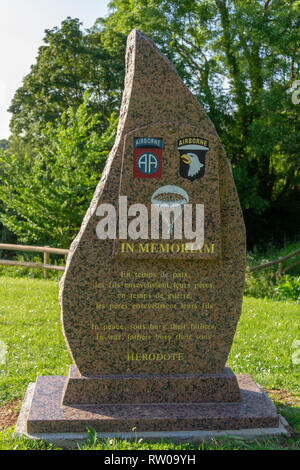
[59,29,246,377]
[26,374,279,434]
[16,384,289,449]
[62,365,241,404]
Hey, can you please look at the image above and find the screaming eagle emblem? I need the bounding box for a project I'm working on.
[178,137,209,181]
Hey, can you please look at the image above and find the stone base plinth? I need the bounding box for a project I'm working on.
[16,373,282,439]
[62,365,241,404]
[16,384,289,449]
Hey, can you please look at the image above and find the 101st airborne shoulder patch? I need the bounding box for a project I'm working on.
[178,137,209,181]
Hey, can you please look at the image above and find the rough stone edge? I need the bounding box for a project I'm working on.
[14,382,290,449]
[15,382,35,436]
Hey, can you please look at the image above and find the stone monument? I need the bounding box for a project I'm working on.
[17,30,286,444]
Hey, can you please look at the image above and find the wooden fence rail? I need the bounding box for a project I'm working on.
[0,243,69,279]
[0,243,299,279]
[249,248,300,275]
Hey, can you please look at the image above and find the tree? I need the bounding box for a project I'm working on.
[0,140,8,150]
[8,17,124,144]
[0,95,118,248]
[99,0,300,246]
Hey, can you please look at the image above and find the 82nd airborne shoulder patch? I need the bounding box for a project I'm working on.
[133,137,163,178]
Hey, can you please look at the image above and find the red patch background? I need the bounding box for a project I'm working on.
[133,147,162,178]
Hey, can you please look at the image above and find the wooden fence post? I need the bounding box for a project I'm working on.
[43,247,50,279]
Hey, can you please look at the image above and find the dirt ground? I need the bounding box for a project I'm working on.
[0,399,22,430]
[265,388,300,407]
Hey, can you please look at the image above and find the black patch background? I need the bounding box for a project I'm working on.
[179,149,208,181]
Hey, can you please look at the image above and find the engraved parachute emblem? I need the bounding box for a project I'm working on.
[151,185,189,236]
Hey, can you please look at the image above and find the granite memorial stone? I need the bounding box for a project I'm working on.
[17,30,283,443]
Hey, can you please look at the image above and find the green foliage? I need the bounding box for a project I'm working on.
[0,95,118,248]
[0,140,8,150]
[273,275,300,303]
[8,18,123,144]
[86,425,98,449]
[245,241,300,301]
[245,268,277,299]
[245,270,300,302]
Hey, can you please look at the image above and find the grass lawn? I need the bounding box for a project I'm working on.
[0,276,299,450]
